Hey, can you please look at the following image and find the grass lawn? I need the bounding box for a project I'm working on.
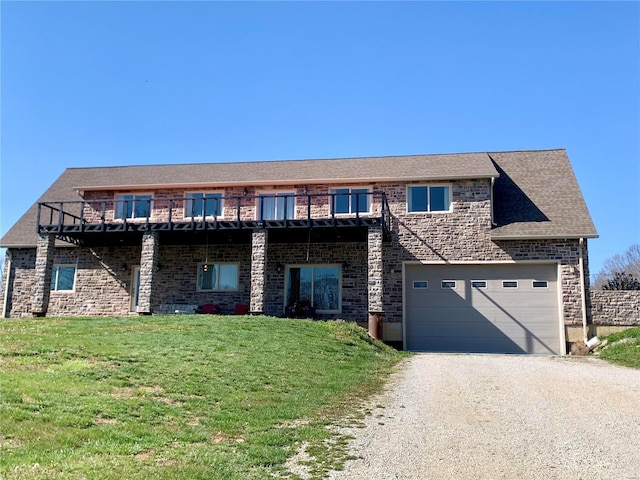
[596,326,640,369]
[0,315,408,480]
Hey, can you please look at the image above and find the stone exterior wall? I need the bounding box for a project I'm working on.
[137,231,159,314]
[2,244,254,318]
[3,178,591,331]
[31,234,55,315]
[381,179,589,326]
[250,230,267,313]
[367,226,383,312]
[590,291,640,326]
[265,242,368,321]
[2,246,140,317]
[78,184,383,224]
[1,241,367,319]
[3,249,37,317]
[155,244,252,313]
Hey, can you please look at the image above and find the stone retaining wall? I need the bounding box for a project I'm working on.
[590,290,640,326]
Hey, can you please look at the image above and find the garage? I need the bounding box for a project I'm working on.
[404,263,561,354]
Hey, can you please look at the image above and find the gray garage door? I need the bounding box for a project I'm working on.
[405,264,560,354]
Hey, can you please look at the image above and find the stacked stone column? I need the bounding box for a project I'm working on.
[137,231,159,315]
[368,226,384,339]
[31,234,55,317]
[250,229,267,315]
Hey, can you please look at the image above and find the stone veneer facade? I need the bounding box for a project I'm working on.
[590,291,640,326]
[30,234,55,316]
[250,230,268,314]
[2,178,599,347]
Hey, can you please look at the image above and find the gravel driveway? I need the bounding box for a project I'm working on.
[327,354,640,480]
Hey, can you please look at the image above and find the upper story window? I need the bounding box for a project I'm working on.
[258,192,295,220]
[115,194,152,219]
[50,265,76,292]
[407,185,451,213]
[185,192,223,218]
[331,188,370,215]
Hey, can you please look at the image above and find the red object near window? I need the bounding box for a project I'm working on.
[196,304,220,314]
[233,304,250,315]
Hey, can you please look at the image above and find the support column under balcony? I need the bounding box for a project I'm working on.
[137,231,159,315]
[368,226,384,340]
[250,229,267,315]
[31,234,55,317]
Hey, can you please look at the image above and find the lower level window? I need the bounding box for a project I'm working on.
[50,265,76,291]
[286,265,341,313]
[197,263,239,291]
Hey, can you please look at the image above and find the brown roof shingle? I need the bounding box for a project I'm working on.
[73,152,499,190]
[0,150,597,247]
[489,149,597,239]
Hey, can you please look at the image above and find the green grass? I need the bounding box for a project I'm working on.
[0,315,408,480]
[598,327,640,369]
[596,326,640,369]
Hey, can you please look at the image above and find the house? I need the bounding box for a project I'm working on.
[0,149,598,354]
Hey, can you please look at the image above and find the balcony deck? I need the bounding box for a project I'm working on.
[37,192,392,246]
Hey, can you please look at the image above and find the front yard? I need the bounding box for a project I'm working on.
[595,326,640,369]
[0,315,407,479]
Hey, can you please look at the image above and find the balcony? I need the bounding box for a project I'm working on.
[37,192,392,246]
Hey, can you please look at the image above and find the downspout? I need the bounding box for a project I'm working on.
[578,238,588,342]
[490,177,497,226]
[2,251,12,318]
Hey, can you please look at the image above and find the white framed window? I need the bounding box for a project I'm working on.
[331,187,370,215]
[407,185,451,213]
[502,281,519,289]
[185,192,223,218]
[413,281,429,289]
[50,265,76,292]
[286,264,341,313]
[258,192,295,220]
[441,280,456,289]
[471,280,488,289]
[197,263,239,291]
[115,194,152,219]
[532,281,549,288]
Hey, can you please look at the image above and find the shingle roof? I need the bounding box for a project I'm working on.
[0,149,596,247]
[489,149,597,240]
[73,152,499,190]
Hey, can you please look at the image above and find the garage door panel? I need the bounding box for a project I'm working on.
[405,264,560,354]
[406,315,508,338]
[406,334,527,354]
[407,309,557,343]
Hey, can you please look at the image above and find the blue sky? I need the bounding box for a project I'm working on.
[1,1,638,277]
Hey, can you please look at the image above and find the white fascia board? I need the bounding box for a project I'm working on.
[74,174,499,192]
[490,233,599,241]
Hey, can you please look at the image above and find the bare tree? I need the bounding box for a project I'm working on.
[593,243,640,290]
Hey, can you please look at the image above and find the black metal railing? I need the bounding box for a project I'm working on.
[37,191,392,239]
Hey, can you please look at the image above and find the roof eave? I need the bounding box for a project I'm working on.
[1,243,37,249]
[491,233,599,241]
[1,242,77,249]
[75,173,499,192]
